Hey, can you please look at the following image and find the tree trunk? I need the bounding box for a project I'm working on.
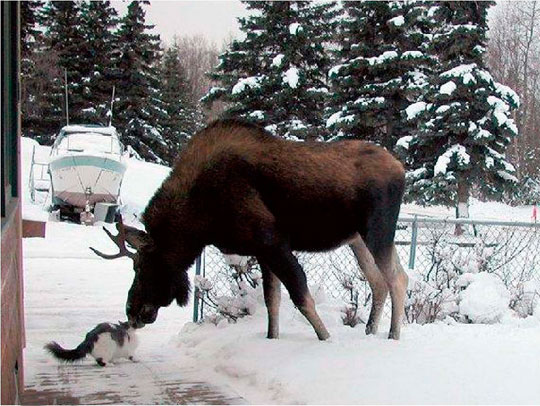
[455,178,470,236]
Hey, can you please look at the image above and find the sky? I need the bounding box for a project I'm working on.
[111,1,250,46]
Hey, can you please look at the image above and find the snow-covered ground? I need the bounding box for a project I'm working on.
[21,136,540,404]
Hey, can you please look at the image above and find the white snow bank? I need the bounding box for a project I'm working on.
[120,157,170,225]
[175,304,540,404]
[457,273,511,323]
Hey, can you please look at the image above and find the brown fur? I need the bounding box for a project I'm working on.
[125,119,407,339]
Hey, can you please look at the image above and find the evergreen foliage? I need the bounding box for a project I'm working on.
[159,41,204,163]
[203,1,338,140]
[115,1,168,164]
[397,2,520,209]
[327,1,435,148]
[79,0,120,125]
[41,1,89,125]
[20,0,50,142]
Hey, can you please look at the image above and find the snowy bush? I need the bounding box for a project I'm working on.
[404,224,539,323]
[195,257,263,322]
[456,273,510,323]
[338,275,365,327]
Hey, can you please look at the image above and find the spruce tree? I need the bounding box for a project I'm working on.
[203,1,338,140]
[79,0,120,125]
[21,0,48,140]
[41,1,89,125]
[327,1,435,149]
[397,2,519,216]
[159,41,203,162]
[115,1,168,164]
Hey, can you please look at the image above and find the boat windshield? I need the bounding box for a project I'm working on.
[53,132,123,156]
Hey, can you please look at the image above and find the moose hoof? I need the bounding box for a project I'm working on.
[388,330,400,340]
[317,331,330,341]
[365,323,377,336]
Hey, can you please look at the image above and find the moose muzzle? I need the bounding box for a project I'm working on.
[127,304,159,328]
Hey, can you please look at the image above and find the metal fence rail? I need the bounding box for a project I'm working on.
[193,217,540,322]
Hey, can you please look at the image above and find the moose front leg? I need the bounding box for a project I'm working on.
[260,263,281,339]
[258,248,330,341]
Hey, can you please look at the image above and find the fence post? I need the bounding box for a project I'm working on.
[408,215,418,270]
[192,253,203,323]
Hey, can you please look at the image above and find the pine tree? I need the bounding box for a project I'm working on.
[397,2,519,216]
[21,0,49,141]
[115,1,168,164]
[159,41,203,162]
[79,0,120,125]
[41,1,89,125]
[327,1,435,149]
[203,1,338,140]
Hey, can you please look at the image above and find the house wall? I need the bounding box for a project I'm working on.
[1,206,25,405]
[1,1,24,404]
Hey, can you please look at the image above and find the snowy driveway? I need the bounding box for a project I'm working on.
[22,222,245,404]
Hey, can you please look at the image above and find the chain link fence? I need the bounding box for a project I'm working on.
[193,217,540,323]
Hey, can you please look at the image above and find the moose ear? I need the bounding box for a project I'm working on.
[121,224,148,250]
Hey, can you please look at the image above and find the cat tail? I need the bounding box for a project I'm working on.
[44,340,91,362]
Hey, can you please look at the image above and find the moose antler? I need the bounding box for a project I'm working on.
[90,216,137,260]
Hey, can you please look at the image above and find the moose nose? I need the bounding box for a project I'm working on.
[140,304,159,324]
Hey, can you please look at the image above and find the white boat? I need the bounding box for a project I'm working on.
[49,125,127,210]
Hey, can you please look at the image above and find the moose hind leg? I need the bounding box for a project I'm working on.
[371,244,408,340]
[387,245,408,340]
[349,235,388,335]
[259,248,330,341]
[259,263,281,339]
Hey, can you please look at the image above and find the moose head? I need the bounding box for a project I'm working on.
[90,217,191,329]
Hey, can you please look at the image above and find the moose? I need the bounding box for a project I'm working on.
[92,119,408,340]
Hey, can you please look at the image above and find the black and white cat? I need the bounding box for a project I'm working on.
[45,321,139,367]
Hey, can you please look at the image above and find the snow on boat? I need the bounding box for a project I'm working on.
[49,125,127,210]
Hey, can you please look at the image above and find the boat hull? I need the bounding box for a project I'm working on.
[49,154,127,208]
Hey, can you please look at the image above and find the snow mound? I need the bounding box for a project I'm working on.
[457,273,510,323]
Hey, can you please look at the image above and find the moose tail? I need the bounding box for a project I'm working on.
[44,341,90,362]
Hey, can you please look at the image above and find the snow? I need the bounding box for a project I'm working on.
[328,64,345,78]
[271,53,284,68]
[282,66,299,89]
[365,50,398,66]
[326,112,355,128]
[388,15,405,26]
[248,110,265,120]
[405,101,427,120]
[61,124,118,136]
[396,135,413,150]
[288,23,303,35]
[401,50,423,59]
[231,76,264,95]
[439,81,457,95]
[441,63,476,79]
[173,305,540,404]
[434,144,470,176]
[457,273,511,323]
